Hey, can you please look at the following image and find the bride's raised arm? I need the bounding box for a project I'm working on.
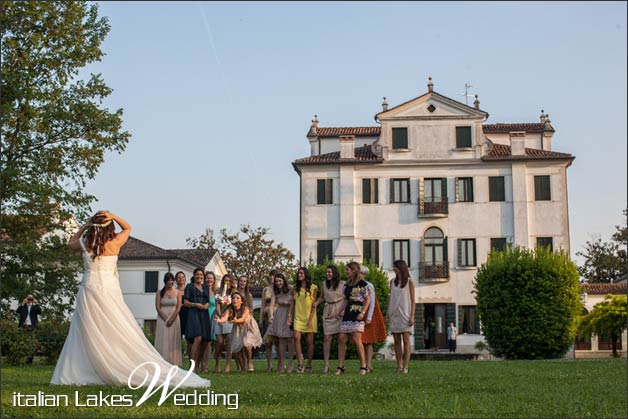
[99,210,131,248]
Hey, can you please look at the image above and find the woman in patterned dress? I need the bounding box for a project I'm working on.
[312,265,345,374]
[290,267,317,373]
[335,262,370,375]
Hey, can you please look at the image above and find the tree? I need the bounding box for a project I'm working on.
[187,225,297,286]
[474,246,581,359]
[579,294,627,357]
[577,209,627,283]
[0,2,130,318]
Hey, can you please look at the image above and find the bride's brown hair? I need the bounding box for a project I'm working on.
[83,213,116,259]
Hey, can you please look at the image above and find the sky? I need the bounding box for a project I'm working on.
[84,1,627,264]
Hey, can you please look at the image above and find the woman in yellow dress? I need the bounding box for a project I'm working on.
[289,267,317,373]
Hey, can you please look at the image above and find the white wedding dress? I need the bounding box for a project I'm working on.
[51,241,210,387]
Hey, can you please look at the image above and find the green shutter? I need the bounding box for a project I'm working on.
[443,236,449,272]
[456,239,463,267]
[317,179,325,204]
[390,179,394,203]
[446,304,456,327]
[456,126,472,148]
[326,179,333,204]
[374,240,380,266]
[472,239,477,266]
[362,178,370,204]
[469,178,474,202]
[374,178,379,204]
[414,304,425,349]
[441,177,448,199]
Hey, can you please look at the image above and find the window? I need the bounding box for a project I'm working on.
[490,238,508,252]
[144,319,157,336]
[392,127,408,149]
[536,237,553,251]
[456,177,474,202]
[317,240,333,265]
[456,126,472,148]
[459,306,479,334]
[362,178,379,204]
[489,176,505,202]
[363,240,380,265]
[317,179,333,204]
[144,271,158,293]
[390,178,410,203]
[392,240,410,266]
[534,175,551,201]
[457,239,476,267]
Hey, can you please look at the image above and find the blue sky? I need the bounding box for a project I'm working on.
[84,1,627,263]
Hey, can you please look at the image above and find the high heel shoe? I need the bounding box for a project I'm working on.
[359,367,367,375]
[335,366,345,375]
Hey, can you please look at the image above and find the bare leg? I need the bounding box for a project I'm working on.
[214,335,223,372]
[365,343,373,370]
[323,334,333,371]
[306,332,314,370]
[293,330,303,369]
[337,333,348,369]
[195,340,208,372]
[201,341,211,372]
[402,332,411,370]
[276,338,285,373]
[393,333,403,370]
[223,334,232,373]
[266,338,273,371]
[189,337,201,372]
[351,333,366,369]
[287,338,295,373]
[246,346,253,371]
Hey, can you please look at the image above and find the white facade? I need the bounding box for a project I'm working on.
[293,81,574,352]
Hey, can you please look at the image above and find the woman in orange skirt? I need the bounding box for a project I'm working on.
[360,265,387,373]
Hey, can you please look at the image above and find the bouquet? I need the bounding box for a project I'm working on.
[216,294,231,306]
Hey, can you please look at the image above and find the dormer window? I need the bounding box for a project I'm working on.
[392,127,408,149]
[456,126,472,148]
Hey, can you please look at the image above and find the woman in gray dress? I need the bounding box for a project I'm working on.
[267,273,295,373]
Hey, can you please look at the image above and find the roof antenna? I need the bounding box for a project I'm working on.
[460,83,477,105]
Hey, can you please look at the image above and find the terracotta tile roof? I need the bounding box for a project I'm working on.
[482,143,574,161]
[120,237,216,267]
[483,123,555,133]
[294,144,383,165]
[580,282,628,295]
[311,127,382,138]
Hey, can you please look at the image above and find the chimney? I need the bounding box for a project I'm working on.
[539,109,546,124]
[509,132,526,156]
[382,97,388,112]
[427,76,434,92]
[544,113,552,130]
[307,115,320,156]
[474,94,480,110]
[339,135,355,159]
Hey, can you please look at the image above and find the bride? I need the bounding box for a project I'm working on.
[51,210,210,388]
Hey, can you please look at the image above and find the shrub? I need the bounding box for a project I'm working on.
[474,246,580,359]
[296,261,390,360]
[35,319,71,364]
[0,318,38,365]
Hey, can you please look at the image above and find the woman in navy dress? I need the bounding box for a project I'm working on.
[183,267,210,373]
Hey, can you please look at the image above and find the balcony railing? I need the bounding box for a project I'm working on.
[420,197,449,216]
[419,261,449,281]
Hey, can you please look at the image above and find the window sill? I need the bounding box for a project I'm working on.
[391,148,412,152]
[456,266,477,271]
[455,200,474,204]
[453,147,474,151]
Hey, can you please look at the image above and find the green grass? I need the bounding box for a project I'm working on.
[1,359,626,418]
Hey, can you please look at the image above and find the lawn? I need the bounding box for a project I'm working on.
[1,358,626,418]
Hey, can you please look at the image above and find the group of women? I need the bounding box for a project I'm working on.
[154,259,415,375]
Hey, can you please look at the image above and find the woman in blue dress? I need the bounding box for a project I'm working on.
[183,267,210,373]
